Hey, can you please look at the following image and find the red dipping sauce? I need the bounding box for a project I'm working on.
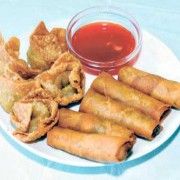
[67,6,142,75]
[72,22,135,64]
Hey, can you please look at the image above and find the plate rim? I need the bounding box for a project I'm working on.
[0,30,180,168]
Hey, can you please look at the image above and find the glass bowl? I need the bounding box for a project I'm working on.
[66,6,142,75]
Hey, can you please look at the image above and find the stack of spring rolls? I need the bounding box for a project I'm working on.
[48,109,136,162]
[48,66,180,163]
[80,71,171,140]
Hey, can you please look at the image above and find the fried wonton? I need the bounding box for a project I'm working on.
[5,36,20,59]
[27,21,68,70]
[36,52,85,105]
[0,73,40,112]
[0,34,42,112]
[7,58,41,80]
[10,89,59,142]
[0,34,15,75]
[0,35,40,78]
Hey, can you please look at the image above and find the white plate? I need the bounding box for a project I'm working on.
[0,30,180,168]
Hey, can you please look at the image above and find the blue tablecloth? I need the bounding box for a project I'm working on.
[0,0,179,179]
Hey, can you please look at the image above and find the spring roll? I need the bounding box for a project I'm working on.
[58,108,135,143]
[118,66,180,109]
[80,89,161,140]
[91,72,170,121]
[47,127,133,162]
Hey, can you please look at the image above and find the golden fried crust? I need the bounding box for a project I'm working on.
[118,66,180,108]
[5,37,20,59]
[24,88,53,100]
[27,21,68,70]
[0,35,41,79]
[0,33,4,45]
[0,32,84,143]
[7,59,41,79]
[31,21,49,36]
[92,72,170,121]
[51,28,67,53]
[0,36,15,75]
[0,76,40,112]
[0,35,42,112]
[58,108,136,144]
[36,52,85,105]
[80,89,161,140]
[47,127,133,162]
[10,89,59,142]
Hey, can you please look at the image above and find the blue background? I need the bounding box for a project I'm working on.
[0,0,179,59]
[0,0,179,179]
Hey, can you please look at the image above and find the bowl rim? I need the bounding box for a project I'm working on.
[66,5,142,67]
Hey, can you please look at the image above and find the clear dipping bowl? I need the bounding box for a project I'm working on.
[66,6,142,75]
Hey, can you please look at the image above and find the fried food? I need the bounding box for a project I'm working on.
[27,21,68,70]
[0,34,40,79]
[91,72,170,121]
[36,52,85,105]
[118,66,180,109]
[80,89,162,140]
[58,108,136,143]
[5,36,20,59]
[0,34,15,75]
[0,73,40,112]
[0,35,42,112]
[11,89,59,142]
[47,127,133,163]
[7,58,41,79]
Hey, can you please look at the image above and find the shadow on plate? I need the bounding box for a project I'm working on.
[0,125,179,176]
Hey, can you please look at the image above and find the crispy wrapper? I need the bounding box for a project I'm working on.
[92,72,170,121]
[0,75,40,112]
[5,36,20,59]
[0,34,40,78]
[47,127,133,162]
[7,58,41,79]
[11,89,59,142]
[0,34,15,75]
[58,108,136,143]
[118,66,180,109]
[80,89,162,140]
[0,35,41,112]
[27,21,68,70]
[36,52,85,105]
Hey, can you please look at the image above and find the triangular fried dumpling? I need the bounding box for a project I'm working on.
[36,52,85,105]
[12,102,33,132]
[27,21,68,70]
[5,37,20,59]
[0,75,40,112]
[11,89,58,142]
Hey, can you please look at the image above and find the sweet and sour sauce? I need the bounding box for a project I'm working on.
[72,22,135,64]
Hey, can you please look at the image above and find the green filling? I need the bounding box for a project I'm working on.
[61,85,77,97]
[28,102,50,133]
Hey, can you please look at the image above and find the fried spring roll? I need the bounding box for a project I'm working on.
[58,108,135,143]
[91,72,170,121]
[80,89,161,140]
[118,66,180,109]
[47,127,133,162]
